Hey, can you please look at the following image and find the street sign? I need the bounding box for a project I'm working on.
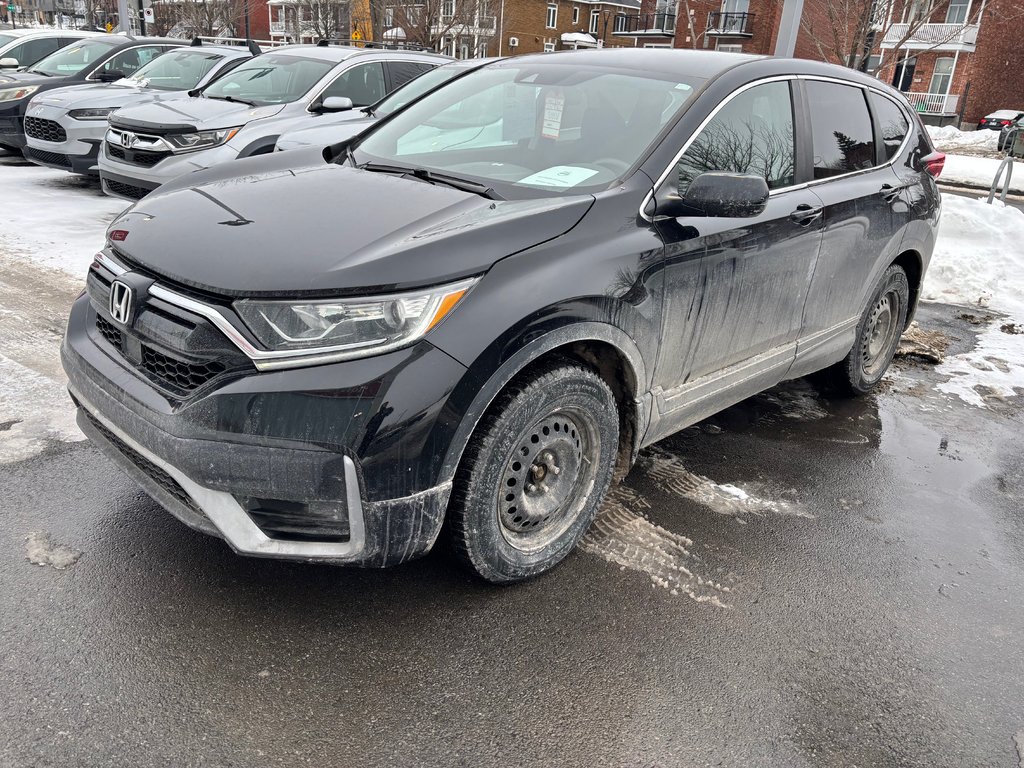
[6,4,16,10]
[142,6,153,22]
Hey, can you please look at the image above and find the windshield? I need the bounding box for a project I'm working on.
[375,65,467,118]
[202,54,333,106]
[30,37,120,76]
[122,49,226,91]
[354,61,701,197]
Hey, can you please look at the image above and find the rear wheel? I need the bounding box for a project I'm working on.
[820,264,909,396]
[448,361,619,583]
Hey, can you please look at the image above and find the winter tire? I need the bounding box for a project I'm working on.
[449,361,619,583]
[821,263,910,396]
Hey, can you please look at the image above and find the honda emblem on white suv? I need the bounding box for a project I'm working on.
[120,131,136,149]
[109,280,133,325]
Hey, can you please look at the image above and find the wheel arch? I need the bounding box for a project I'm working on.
[438,322,651,488]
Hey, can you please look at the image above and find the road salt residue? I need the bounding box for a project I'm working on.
[25,531,82,570]
[580,485,733,606]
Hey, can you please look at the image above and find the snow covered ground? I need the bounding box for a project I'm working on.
[941,154,1024,193]
[927,125,1000,154]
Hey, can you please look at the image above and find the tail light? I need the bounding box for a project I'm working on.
[921,151,945,178]
[1001,120,1012,126]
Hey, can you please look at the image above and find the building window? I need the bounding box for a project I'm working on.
[589,9,600,33]
[546,3,557,28]
[946,0,968,24]
[544,41,556,51]
[613,14,627,32]
[572,6,579,23]
[384,6,393,25]
[929,57,954,95]
[716,42,742,52]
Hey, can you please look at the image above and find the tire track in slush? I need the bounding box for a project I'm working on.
[581,449,812,605]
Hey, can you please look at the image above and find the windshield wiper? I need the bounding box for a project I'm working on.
[205,94,257,107]
[26,69,52,77]
[360,162,502,200]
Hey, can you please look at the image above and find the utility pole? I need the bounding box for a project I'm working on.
[137,0,145,34]
[773,0,804,57]
[116,0,129,31]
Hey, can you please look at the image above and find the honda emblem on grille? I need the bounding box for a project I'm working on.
[120,131,136,149]
[109,280,134,326]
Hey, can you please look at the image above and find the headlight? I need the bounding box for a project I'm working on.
[235,278,477,358]
[165,127,241,152]
[0,85,38,102]
[68,107,115,120]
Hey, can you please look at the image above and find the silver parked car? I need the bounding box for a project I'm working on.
[274,57,502,152]
[24,42,253,175]
[98,44,448,200]
[0,28,103,71]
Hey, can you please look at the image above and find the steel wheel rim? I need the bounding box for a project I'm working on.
[862,289,901,377]
[497,408,599,551]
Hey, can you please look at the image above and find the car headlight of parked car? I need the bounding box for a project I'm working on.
[165,127,241,152]
[68,107,116,120]
[0,85,38,102]
[235,278,477,357]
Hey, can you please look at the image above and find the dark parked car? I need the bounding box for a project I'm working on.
[978,109,1024,131]
[0,35,184,154]
[62,50,942,582]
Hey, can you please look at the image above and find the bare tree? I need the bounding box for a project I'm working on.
[384,0,494,51]
[286,0,351,41]
[789,0,1024,77]
[151,0,244,37]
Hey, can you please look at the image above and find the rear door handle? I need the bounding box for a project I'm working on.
[879,183,909,202]
[789,204,823,226]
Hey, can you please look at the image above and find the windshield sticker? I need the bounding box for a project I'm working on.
[519,166,599,188]
[541,90,565,140]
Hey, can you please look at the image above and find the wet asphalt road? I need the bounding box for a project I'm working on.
[3,303,1023,767]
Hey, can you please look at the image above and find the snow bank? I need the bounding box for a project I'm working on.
[927,125,999,153]
[941,154,1024,193]
[924,194,1024,406]
[0,154,127,277]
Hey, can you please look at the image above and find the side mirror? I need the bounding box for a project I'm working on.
[0,57,19,69]
[654,172,770,219]
[317,96,353,113]
[97,69,125,83]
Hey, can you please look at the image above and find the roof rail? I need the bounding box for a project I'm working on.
[313,37,436,52]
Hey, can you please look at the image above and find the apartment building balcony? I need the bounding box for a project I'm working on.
[903,91,960,116]
[880,22,979,52]
[612,12,676,38]
[706,11,754,37]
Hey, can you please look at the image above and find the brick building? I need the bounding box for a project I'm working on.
[487,0,641,56]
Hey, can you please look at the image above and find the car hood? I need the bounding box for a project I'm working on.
[0,71,60,87]
[276,116,374,151]
[29,82,173,110]
[108,152,593,296]
[109,96,286,134]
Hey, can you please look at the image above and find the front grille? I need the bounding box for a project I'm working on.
[24,147,71,168]
[95,313,122,347]
[84,411,202,516]
[140,345,224,392]
[107,143,169,168]
[24,116,67,142]
[103,177,151,201]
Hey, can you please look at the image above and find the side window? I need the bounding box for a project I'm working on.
[10,38,60,66]
[100,46,167,77]
[676,80,795,193]
[321,62,386,107]
[388,61,435,91]
[869,92,910,162]
[805,81,875,179]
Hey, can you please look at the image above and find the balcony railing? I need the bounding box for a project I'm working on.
[612,11,676,37]
[706,11,754,37]
[904,91,960,115]
[435,13,496,32]
[269,20,284,33]
[881,22,979,50]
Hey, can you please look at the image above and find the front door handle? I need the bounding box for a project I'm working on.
[790,204,823,226]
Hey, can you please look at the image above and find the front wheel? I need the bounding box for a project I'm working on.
[820,264,910,396]
[448,361,619,583]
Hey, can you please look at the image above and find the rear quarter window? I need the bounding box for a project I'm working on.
[805,80,875,179]
[869,91,910,161]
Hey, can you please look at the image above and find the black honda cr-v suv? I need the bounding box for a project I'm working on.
[62,49,942,582]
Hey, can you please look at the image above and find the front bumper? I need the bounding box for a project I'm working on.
[23,102,104,173]
[62,280,470,566]
[0,102,27,150]
[97,139,237,199]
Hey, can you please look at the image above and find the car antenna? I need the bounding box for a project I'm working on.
[247,39,263,56]
[191,36,202,46]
